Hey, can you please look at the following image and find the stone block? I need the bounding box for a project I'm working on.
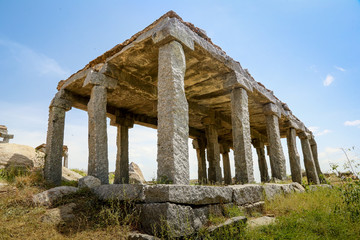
[92,184,144,201]
[137,202,195,237]
[78,176,101,189]
[144,184,233,205]
[263,184,283,201]
[231,184,264,205]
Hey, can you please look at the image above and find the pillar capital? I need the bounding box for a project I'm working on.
[202,116,221,127]
[83,69,118,90]
[219,143,230,154]
[223,71,253,92]
[252,138,264,149]
[192,137,206,149]
[298,131,311,139]
[50,93,72,111]
[263,103,281,118]
[283,120,297,129]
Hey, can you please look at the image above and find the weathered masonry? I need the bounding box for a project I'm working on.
[0,125,14,143]
[44,11,321,186]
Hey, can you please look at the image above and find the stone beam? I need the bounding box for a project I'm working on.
[263,103,287,180]
[44,90,72,185]
[157,40,189,185]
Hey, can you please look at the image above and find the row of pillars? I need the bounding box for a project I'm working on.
[44,39,321,186]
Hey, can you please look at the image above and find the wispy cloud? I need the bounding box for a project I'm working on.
[309,126,332,136]
[0,39,69,78]
[323,74,334,86]
[344,120,360,128]
[334,66,346,72]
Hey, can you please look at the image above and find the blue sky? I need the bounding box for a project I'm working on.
[1,0,359,181]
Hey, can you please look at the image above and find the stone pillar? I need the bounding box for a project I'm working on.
[44,92,72,185]
[113,117,134,184]
[286,127,302,184]
[252,139,270,182]
[87,85,109,184]
[309,137,322,177]
[299,132,320,184]
[203,117,222,184]
[220,143,232,185]
[263,103,287,180]
[230,87,254,184]
[157,40,189,185]
[63,148,69,168]
[192,138,207,184]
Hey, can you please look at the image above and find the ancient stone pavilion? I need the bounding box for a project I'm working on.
[44,11,321,186]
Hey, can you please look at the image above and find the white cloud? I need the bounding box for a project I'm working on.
[0,39,69,78]
[344,120,360,127]
[308,126,331,136]
[335,66,346,72]
[323,74,334,86]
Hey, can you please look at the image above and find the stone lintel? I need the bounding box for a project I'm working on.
[263,103,281,118]
[83,69,117,90]
[223,71,253,92]
[152,17,195,51]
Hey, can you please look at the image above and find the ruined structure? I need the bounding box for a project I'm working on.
[0,125,14,143]
[36,144,69,168]
[44,11,321,186]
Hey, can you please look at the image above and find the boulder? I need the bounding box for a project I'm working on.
[62,167,83,181]
[247,216,275,228]
[129,162,146,183]
[78,176,101,189]
[0,143,36,169]
[92,184,145,201]
[144,184,233,205]
[33,186,78,206]
[41,203,76,224]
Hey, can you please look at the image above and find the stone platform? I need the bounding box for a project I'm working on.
[93,183,304,237]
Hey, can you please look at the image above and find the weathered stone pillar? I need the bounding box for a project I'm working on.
[63,148,69,168]
[252,139,270,182]
[299,132,320,184]
[157,40,189,185]
[286,126,302,184]
[220,143,232,185]
[192,138,207,184]
[44,91,72,185]
[84,70,117,185]
[112,116,134,184]
[309,136,322,177]
[230,87,254,184]
[263,103,287,180]
[203,117,222,184]
[87,85,109,184]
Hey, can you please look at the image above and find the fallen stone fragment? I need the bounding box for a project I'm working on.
[247,216,275,228]
[78,175,101,189]
[127,232,160,240]
[33,186,78,206]
[207,216,247,233]
[41,203,76,224]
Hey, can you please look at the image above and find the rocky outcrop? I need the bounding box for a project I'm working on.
[0,143,38,169]
[129,162,146,183]
[62,167,83,181]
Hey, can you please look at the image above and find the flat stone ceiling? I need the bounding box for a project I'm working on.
[58,11,311,146]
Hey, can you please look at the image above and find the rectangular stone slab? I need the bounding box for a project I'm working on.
[230,184,265,205]
[143,184,233,205]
